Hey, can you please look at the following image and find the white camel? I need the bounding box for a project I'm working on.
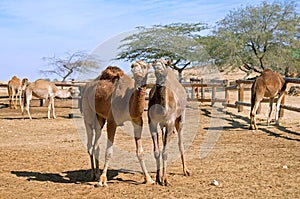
[22,79,73,119]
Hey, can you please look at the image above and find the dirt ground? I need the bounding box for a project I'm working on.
[0,95,299,199]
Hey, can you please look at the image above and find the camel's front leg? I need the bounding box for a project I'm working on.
[51,97,56,119]
[95,119,116,187]
[149,120,161,185]
[132,118,154,184]
[161,121,174,186]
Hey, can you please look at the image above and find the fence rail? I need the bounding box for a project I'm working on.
[1,78,300,118]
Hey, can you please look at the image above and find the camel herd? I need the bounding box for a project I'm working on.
[7,77,74,119]
[6,59,289,186]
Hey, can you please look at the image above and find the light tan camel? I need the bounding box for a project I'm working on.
[7,76,28,109]
[249,69,287,130]
[22,79,73,119]
[148,58,190,186]
[81,61,154,186]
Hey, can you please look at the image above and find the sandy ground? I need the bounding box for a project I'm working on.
[0,92,299,198]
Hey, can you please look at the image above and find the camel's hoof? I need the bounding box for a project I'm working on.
[161,179,171,186]
[94,175,108,187]
[94,182,107,187]
[184,169,191,176]
[145,179,155,185]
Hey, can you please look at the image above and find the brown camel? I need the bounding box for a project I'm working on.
[22,79,73,119]
[7,76,28,109]
[81,61,154,186]
[148,58,190,186]
[249,69,287,130]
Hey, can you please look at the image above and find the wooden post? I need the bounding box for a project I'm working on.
[40,99,44,107]
[200,78,205,101]
[224,80,229,103]
[211,86,216,106]
[191,85,195,100]
[238,83,244,112]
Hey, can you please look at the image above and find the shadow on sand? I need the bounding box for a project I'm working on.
[11,169,143,186]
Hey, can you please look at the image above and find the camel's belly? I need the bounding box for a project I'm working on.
[32,89,51,99]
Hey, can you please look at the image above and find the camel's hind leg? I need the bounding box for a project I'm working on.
[267,97,274,126]
[175,113,190,176]
[275,92,285,125]
[132,118,154,184]
[92,116,105,181]
[12,90,17,109]
[250,100,261,130]
[96,118,117,187]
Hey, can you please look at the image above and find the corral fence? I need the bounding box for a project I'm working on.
[186,77,300,118]
[1,78,300,118]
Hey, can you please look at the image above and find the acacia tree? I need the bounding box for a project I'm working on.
[206,0,300,74]
[116,23,209,81]
[41,51,100,81]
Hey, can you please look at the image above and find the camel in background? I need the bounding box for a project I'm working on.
[7,76,28,109]
[249,69,287,130]
[81,61,154,186]
[22,79,73,119]
[148,58,190,186]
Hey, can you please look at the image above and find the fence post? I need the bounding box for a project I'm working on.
[40,99,44,107]
[238,83,244,112]
[224,80,229,103]
[200,78,205,101]
[211,86,216,106]
[191,85,195,100]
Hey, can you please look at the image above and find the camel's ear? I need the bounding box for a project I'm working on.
[167,59,172,66]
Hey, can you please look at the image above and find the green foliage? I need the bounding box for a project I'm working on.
[208,0,300,73]
[116,23,210,72]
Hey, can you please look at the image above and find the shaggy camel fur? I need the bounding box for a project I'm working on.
[249,69,286,130]
[148,59,190,186]
[7,76,28,109]
[22,79,73,119]
[81,61,154,186]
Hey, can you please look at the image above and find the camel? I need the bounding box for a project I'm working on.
[81,61,154,186]
[7,76,28,109]
[22,79,73,119]
[147,58,190,186]
[249,69,287,130]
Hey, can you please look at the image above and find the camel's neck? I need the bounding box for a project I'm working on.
[129,86,147,119]
[154,85,167,107]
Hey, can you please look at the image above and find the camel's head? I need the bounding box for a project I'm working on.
[99,66,124,83]
[55,87,75,99]
[152,58,170,85]
[131,60,150,88]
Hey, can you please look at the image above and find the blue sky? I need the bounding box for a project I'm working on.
[1,0,299,81]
